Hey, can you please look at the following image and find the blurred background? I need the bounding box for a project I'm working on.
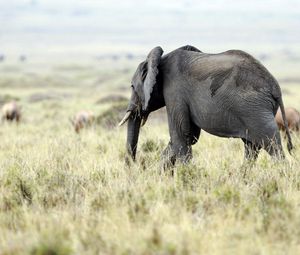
[2,2,300,254]
[1,0,300,86]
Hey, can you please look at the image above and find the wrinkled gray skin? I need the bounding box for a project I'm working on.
[121,45,293,167]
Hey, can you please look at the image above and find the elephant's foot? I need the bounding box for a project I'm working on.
[160,143,192,174]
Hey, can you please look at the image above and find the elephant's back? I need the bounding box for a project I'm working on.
[186,50,280,107]
[190,50,276,84]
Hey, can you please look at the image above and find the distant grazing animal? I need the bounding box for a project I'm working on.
[19,55,27,62]
[1,101,21,122]
[119,45,293,168]
[275,107,300,132]
[71,111,95,133]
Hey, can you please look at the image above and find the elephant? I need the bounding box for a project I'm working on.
[71,110,95,133]
[119,45,293,167]
[275,107,300,132]
[1,101,21,122]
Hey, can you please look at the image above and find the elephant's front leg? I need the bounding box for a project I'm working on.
[161,108,194,169]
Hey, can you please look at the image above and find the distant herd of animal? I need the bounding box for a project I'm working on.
[1,101,95,133]
[2,100,299,134]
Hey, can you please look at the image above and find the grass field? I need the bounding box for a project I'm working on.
[0,60,300,255]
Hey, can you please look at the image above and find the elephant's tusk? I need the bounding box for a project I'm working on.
[118,111,132,126]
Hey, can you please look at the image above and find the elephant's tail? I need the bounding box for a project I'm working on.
[278,97,293,154]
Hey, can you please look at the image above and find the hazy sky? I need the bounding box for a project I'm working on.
[1,0,300,57]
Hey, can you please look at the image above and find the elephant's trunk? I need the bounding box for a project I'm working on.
[126,112,141,161]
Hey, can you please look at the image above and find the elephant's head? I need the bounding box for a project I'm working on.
[119,46,164,160]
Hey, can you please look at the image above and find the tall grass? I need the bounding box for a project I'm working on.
[0,65,299,254]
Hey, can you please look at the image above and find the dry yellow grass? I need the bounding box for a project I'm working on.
[0,63,300,255]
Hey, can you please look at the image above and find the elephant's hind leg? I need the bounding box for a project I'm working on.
[247,117,285,160]
[264,130,285,159]
[242,138,261,161]
[258,119,285,159]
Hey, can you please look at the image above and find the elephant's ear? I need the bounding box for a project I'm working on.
[143,46,163,111]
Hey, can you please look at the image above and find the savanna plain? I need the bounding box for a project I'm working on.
[0,55,300,255]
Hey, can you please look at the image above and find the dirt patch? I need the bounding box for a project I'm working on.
[28,91,71,103]
[96,102,127,129]
[96,94,128,104]
[0,95,20,106]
